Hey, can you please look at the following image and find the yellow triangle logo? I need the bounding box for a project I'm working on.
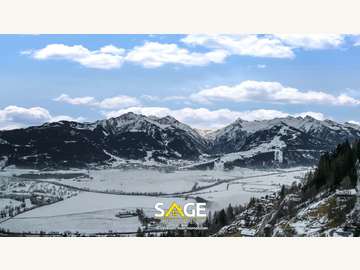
[164,202,186,219]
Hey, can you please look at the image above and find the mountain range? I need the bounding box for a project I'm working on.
[0,112,360,169]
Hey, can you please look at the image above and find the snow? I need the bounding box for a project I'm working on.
[0,169,81,206]
[0,166,310,234]
[96,113,205,144]
[240,228,256,236]
[188,169,307,209]
[14,168,222,193]
[12,167,307,196]
[195,128,216,139]
[335,189,357,196]
[276,194,338,236]
[274,150,283,163]
[211,115,360,142]
[0,198,22,210]
[0,138,9,144]
[0,192,195,234]
[220,135,286,163]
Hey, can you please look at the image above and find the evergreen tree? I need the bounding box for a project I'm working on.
[218,209,227,227]
[136,227,144,237]
[302,140,359,199]
[226,204,234,223]
[279,185,286,199]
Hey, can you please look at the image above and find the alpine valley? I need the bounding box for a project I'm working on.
[1,112,360,170]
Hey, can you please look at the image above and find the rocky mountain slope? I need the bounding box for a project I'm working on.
[216,188,360,237]
[209,116,360,168]
[0,112,209,168]
[214,141,360,237]
[1,113,360,169]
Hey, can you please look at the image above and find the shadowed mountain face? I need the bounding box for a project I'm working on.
[0,113,360,169]
[211,116,360,167]
[0,113,210,169]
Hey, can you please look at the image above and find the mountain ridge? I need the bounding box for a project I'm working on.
[1,112,360,169]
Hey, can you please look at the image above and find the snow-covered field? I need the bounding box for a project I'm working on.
[0,192,194,234]
[1,167,308,194]
[189,170,306,209]
[44,168,223,193]
[0,166,310,234]
[1,181,79,198]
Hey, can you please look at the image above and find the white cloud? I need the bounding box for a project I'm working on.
[20,34,354,69]
[0,106,52,124]
[33,44,89,60]
[0,106,83,130]
[99,45,125,55]
[273,34,344,49]
[182,34,346,60]
[26,42,228,69]
[97,96,141,109]
[182,34,295,58]
[257,64,267,69]
[29,44,125,69]
[125,42,228,68]
[23,35,349,70]
[54,94,140,109]
[190,80,360,106]
[54,94,96,105]
[104,106,327,129]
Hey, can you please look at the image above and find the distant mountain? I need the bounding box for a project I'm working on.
[0,112,209,169]
[0,113,360,169]
[209,116,360,167]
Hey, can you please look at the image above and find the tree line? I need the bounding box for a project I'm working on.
[302,140,360,200]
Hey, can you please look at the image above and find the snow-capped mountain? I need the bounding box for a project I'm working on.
[0,112,209,168]
[0,113,360,169]
[210,116,360,167]
[94,113,210,160]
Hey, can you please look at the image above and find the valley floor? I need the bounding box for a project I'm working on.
[0,166,309,235]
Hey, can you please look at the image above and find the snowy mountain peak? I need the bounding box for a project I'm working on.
[1,112,360,169]
[216,115,360,138]
[116,111,139,119]
[155,115,179,124]
[303,115,316,120]
[234,118,248,124]
[209,115,360,167]
[345,122,360,130]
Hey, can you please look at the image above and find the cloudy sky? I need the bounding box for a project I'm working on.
[1,34,360,130]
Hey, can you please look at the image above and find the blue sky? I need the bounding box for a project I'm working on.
[1,34,360,129]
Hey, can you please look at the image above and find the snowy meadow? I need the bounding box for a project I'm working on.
[0,167,309,234]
